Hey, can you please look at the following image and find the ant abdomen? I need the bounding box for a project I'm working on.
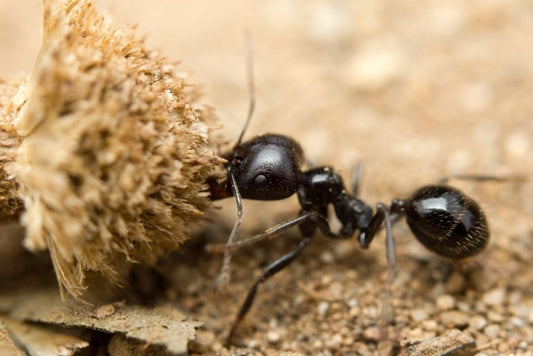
[403,185,489,259]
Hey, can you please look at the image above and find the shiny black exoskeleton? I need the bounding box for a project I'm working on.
[358,184,489,259]
[209,133,374,251]
[209,133,373,343]
[208,132,490,345]
[401,185,488,258]
[207,39,489,344]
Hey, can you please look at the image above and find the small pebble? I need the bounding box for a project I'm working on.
[508,316,524,328]
[482,288,506,307]
[440,310,469,328]
[436,294,456,311]
[320,275,332,286]
[349,306,360,317]
[328,282,344,300]
[320,250,335,264]
[422,320,438,332]
[347,298,358,308]
[267,330,281,344]
[326,333,344,349]
[484,324,501,339]
[487,310,504,323]
[469,315,487,331]
[509,301,533,323]
[518,340,528,350]
[313,339,323,349]
[411,308,429,321]
[362,326,381,342]
[318,301,330,316]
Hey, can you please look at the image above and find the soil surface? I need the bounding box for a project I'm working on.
[1,1,532,355]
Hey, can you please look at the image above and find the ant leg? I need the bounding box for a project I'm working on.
[219,172,243,294]
[436,174,509,185]
[380,205,398,326]
[357,204,398,327]
[358,203,387,249]
[226,235,313,345]
[206,212,315,253]
[207,208,352,256]
[351,162,364,197]
[312,212,357,239]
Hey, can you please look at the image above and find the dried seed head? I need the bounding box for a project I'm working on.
[10,0,221,299]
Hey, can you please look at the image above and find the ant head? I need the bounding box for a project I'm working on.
[227,134,304,200]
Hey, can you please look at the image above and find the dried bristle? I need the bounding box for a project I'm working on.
[0,79,24,223]
[12,0,221,299]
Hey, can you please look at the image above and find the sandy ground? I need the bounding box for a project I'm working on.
[1,1,532,355]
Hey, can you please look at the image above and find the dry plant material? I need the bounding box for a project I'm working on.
[7,0,221,299]
[403,329,476,356]
[0,79,24,223]
[0,289,200,355]
[0,319,24,356]
[2,317,89,356]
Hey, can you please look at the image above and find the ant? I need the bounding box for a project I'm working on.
[207,39,492,346]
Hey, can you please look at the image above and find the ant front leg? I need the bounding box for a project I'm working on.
[226,235,313,346]
[218,171,244,295]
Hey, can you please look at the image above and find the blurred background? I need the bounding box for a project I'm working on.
[2,0,531,187]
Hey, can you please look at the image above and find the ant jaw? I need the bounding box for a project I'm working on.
[208,177,233,200]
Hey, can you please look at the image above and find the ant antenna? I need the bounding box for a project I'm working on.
[217,31,256,295]
[235,30,256,146]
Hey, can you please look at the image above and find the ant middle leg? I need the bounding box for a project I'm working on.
[207,208,353,255]
[223,209,357,344]
[358,203,399,326]
[206,212,316,254]
[226,235,313,345]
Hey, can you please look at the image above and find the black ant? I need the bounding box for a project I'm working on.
[207,39,492,345]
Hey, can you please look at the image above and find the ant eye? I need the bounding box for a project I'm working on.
[254,174,268,186]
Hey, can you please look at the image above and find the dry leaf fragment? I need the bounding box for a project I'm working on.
[403,329,476,356]
[2,317,89,356]
[0,319,24,356]
[0,289,200,355]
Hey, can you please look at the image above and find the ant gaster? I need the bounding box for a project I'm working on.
[207,40,490,345]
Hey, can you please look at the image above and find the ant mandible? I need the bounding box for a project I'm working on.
[207,39,490,345]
